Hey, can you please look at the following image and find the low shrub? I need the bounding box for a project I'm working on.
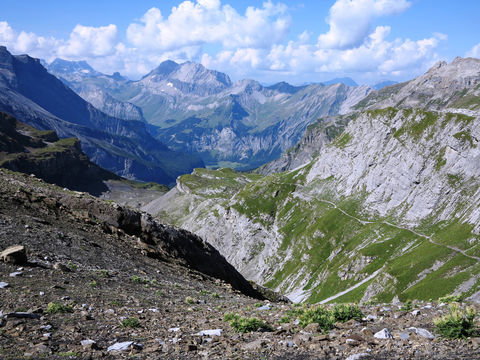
[121,317,141,328]
[438,294,463,304]
[298,306,335,331]
[46,302,74,314]
[434,304,477,338]
[332,304,363,322]
[224,313,273,333]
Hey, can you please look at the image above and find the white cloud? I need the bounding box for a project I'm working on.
[126,1,290,51]
[58,24,118,58]
[467,43,480,58]
[318,0,411,49]
[0,0,445,82]
[0,21,60,59]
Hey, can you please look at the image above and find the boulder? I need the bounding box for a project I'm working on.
[1,245,27,264]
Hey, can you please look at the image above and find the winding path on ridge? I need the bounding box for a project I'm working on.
[267,180,480,303]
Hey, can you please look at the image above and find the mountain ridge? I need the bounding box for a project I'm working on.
[47,57,373,169]
[0,46,203,185]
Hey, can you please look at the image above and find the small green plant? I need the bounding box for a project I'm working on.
[224,313,273,333]
[110,300,122,306]
[434,304,477,338]
[400,300,413,312]
[57,351,79,357]
[298,306,335,331]
[130,275,149,284]
[121,317,141,328]
[89,280,98,288]
[289,304,363,332]
[96,269,110,278]
[332,304,363,322]
[184,296,197,304]
[67,261,77,271]
[46,302,74,314]
[439,294,463,304]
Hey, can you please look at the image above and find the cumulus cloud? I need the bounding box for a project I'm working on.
[126,0,290,51]
[0,21,60,59]
[0,0,446,82]
[467,43,480,58]
[203,28,444,81]
[317,0,411,49]
[58,24,118,58]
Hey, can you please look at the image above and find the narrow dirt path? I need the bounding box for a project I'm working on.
[319,269,382,304]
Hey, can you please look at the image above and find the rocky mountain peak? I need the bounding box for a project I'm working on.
[0,46,16,87]
[141,60,232,96]
[47,58,101,81]
[358,56,480,111]
[144,59,180,79]
[267,81,305,94]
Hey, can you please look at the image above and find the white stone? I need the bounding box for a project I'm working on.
[408,327,435,339]
[374,328,393,339]
[346,353,371,360]
[195,329,223,336]
[107,341,133,352]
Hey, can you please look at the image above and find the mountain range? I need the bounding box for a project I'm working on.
[141,57,480,304]
[0,46,203,185]
[46,58,372,170]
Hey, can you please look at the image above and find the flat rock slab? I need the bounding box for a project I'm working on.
[1,245,27,264]
[5,312,41,319]
[195,329,223,336]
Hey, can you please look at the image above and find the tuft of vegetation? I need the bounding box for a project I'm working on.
[439,294,463,304]
[434,147,447,171]
[46,302,74,314]
[433,304,477,338]
[393,110,438,140]
[332,132,353,148]
[453,131,476,148]
[400,300,414,312]
[184,296,197,305]
[332,304,364,322]
[224,313,273,333]
[286,304,363,332]
[298,306,335,331]
[121,317,141,328]
[130,275,150,284]
[57,352,80,357]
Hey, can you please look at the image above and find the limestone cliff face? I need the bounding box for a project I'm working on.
[143,58,480,304]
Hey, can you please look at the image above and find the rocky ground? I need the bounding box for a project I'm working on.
[1,169,480,359]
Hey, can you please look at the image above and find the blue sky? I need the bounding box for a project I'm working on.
[1,0,479,84]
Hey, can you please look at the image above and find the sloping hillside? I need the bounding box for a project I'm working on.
[142,58,480,304]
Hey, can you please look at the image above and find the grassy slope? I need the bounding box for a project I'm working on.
[166,108,480,303]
